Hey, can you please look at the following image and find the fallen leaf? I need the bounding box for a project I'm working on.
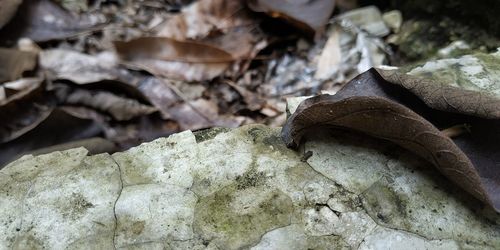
[60,105,109,124]
[261,54,321,96]
[17,38,42,53]
[0,0,102,44]
[0,48,37,83]
[104,113,180,149]
[335,5,390,37]
[64,104,180,149]
[3,77,42,91]
[201,26,262,61]
[382,10,403,33]
[154,0,265,74]
[114,37,234,81]
[2,78,43,102]
[168,100,214,130]
[248,0,335,35]
[282,68,500,212]
[315,27,341,80]
[54,0,88,13]
[169,98,244,130]
[225,80,265,111]
[0,108,103,168]
[59,104,180,150]
[136,77,180,119]
[39,49,121,84]
[0,86,5,101]
[155,0,252,40]
[115,37,234,63]
[0,0,22,28]
[57,85,157,121]
[0,80,56,143]
[312,12,387,82]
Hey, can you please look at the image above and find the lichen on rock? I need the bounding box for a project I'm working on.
[0,122,499,249]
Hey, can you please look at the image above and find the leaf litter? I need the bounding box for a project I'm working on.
[0,0,499,212]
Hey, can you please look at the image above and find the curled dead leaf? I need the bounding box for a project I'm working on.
[248,0,335,35]
[282,68,500,212]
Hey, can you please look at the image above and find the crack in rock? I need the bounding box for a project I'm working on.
[109,155,124,250]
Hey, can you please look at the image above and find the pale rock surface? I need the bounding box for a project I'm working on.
[1,102,499,249]
[406,50,500,97]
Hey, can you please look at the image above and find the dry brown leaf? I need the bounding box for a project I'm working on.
[225,80,265,111]
[115,37,234,63]
[169,98,244,130]
[39,49,121,84]
[0,80,56,143]
[134,77,246,130]
[2,78,43,103]
[0,108,103,168]
[155,0,252,40]
[136,77,180,119]
[201,26,261,61]
[104,114,180,149]
[60,106,179,150]
[315,27,341,80]
[248,0,335,35]
[282,68,500,212]
[0,0,22,28]
[114,37,234,81]
[57,86,157,121]
[0,0,102,44]
[0,48,37,83]
[0,86,5,101]
[155,0,265,68]
[168,100,214,130]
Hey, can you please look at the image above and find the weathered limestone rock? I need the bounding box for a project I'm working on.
[404,50,500,98]
[1,118,499,249]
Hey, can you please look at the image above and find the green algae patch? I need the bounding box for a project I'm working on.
[59,192,95,220]
[361,179,411,230]
[194,127,232,143]
[193,184,293,249]
[244,125,297,156]
[235,167,266,190]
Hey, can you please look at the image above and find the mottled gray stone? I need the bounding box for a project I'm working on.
[406,51,500,97]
